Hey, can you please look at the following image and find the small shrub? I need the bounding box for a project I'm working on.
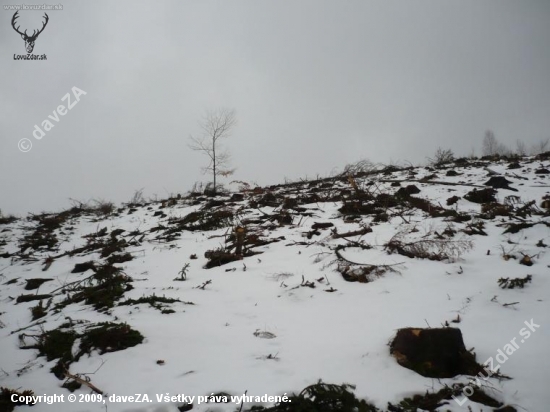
[427,147,454,167]
[59,264,133,311]
[128,188,145,205]
[385,230,472,262]
[387,383,503,411]
[498,275,532,289]
[34,329,78,362]
[106,253,133,265]
[179,209,234,231]
[92,199,115,216]
[20,323,144,379]
[481,202,512,218]
[0,214,18,225]
[31,301,47,320]
[20,207,93,252]
[119,295,182,312]
[174,263,190,281]
[77,322,144,358]
[341,159,377,177]
[0,387,35,412]
[100,240,126,258]
[463,220,487,236]
[242,381,380,412]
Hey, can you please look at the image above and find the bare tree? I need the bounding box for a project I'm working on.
[482,130,498,156]
[497,142,511,156]
[189,108,236,195]
[427,147,454,167]
[532,138,549,155]
[515,140,527,156]
[482,130,510,156]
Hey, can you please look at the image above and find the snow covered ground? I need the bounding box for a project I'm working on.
[1,157,549,411]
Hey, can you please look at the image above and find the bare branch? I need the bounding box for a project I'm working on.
[64,366,104,395]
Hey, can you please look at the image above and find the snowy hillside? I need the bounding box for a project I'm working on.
[1,156,549,412]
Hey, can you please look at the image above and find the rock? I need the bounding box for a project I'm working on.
[535,168,550,175]
[390,327,481,378]
[445,170,459,176]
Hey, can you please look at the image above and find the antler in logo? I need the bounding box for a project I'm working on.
[11,11,49,54]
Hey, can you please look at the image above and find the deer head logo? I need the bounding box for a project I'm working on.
[11,11,49,54]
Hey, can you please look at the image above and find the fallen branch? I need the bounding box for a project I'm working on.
[64,367,104,395]
[515,200,537,214]
[334,245,404,269]
[194,280,212,290]
[10,320,47,335]
[379,179,483,188]
[503,302,519,307]
[49,273,97,295]
[332,226,372,239]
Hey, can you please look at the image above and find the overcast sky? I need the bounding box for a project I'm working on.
[1,0,549,215]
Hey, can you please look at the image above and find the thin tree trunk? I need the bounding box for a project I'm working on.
[213,142,216,195]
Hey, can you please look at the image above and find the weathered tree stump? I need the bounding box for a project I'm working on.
[390,327,482,378]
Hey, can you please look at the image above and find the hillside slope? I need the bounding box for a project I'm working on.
[1,157,549,412]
